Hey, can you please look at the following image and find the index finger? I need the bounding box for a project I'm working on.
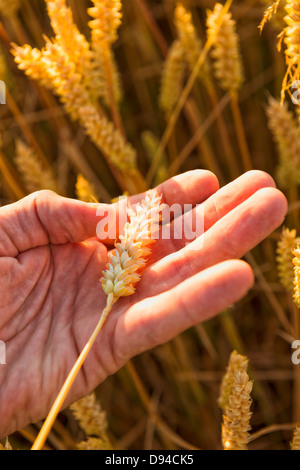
[99,170,219,245]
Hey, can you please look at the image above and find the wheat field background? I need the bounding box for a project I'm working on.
[0,0,299,450]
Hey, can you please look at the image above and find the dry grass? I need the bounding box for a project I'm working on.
[0,0,300,450]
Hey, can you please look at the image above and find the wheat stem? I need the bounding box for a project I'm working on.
[0,148,26,200]
[205,81,239,178]
[102,45,124,136]
[31,296,116,450]
[230,92,252,172]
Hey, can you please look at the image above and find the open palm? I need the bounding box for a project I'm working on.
[0,169,287,438]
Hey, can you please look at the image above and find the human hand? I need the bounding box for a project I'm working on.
[0,169,287,437]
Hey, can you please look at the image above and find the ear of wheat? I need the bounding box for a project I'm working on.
[292,245,300,306]
[218,350,249,411]
[76,174,98,203]
[159,40,186,117]
[31,190,162,450]
[12,39,136,172]
[101,190,162,304]
[88,0,122,46]
[206,2,244,95]
[259,0,283,33]
[221,370,253,450]
[266,95,300,188]
[15,139,57,193]
[0,437,12,450]
[291,426,300,449]
[174,3,210,80]
[11,0,140,183]
[70,392,112,450]
[277,227,300,291]
[88,0,123,107]
[45,0,93,79]
[281,1,300,101]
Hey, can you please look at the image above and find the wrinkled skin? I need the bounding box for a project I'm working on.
[0,170,287,438]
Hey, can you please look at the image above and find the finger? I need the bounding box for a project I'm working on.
[0,191,104,256]
[124,169,219,209]
[202,169,276,232]
[142,187,287,297]
[150,170,277,260]
[100,169,219,245]
[116,260,254,361]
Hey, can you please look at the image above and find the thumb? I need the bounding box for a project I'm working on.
[0,190,115,257]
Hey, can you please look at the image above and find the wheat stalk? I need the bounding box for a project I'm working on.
[31,190,162,450]
[141,131,169,185]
